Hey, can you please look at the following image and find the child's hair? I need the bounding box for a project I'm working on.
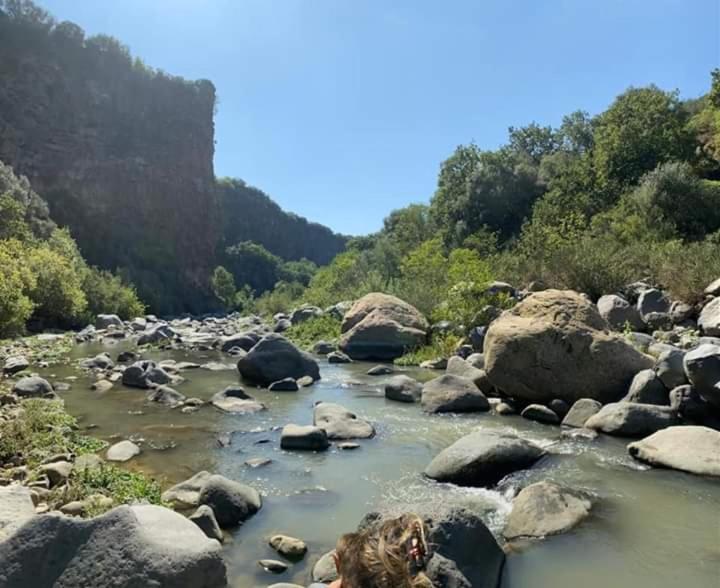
[334,513,433,588]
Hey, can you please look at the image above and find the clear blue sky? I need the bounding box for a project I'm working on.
[41,0,719,235]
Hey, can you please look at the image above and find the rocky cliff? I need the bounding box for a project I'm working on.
[0,6,217,313]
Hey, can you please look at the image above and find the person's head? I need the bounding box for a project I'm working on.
[330,514,433,588]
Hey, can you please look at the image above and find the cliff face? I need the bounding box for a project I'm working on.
[0,13,218,313]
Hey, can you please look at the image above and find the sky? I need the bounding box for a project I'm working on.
[41,0,720,236]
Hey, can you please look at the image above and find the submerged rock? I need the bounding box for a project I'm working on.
[628,426,720,477]
[504,481,592,540]
[327,350,352,363]
[0,504,226,587]
[521,404,560,425]
[268,377,299,392]
[211,386,266,414]
[424,431,546,487]
[280,424,330,451]
[367,364,394,376]
[421,374,489,414]
[313,402,375,439]
[237,334,320,386]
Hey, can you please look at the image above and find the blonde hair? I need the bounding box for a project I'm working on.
[335,514,433,588]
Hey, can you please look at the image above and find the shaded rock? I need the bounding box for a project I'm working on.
[147,385,186,407]
[655,349,687,390]
[280,424,330,451]
[237,334,320,386]
[445,356,490,393]
[106,440,141,462]
[549,399,570,418]
[269,534,307,559]
[637,288,670,319]
[521,404,560,425]
[137,324,176,346]
[79,352,114,370]
[220,332,259,353]
[597,294,643,331]
[562,398,602,428]
[669,385,709,422]
[198,475,262,528]
[466,353,485,369]
[313,340,336,355]
[503,481,592,540]
[698,297,720,337]
[670,301,694,324]
[585,402,678,437]
[420,357,447,369]
[0,504,226,587]
[644,312,673,331]
[313,402,375,439]
[211,386,266,414]
[704,278,720,297]
[162,471,213,508]
[268,377,299,392]
[628,426,720,476]
[96,314,123,329]
[494,401,516,416]
[258,559,288,573]
[3,356,29,375]
[421,374,489,414]
[485,290,653,404]
[468,326,486,352]
[91,379,113,393]
[339,293,428,360]
[622,369,668,405]
[189,504,223,542]
[424,431,545,487]
[384,375,422,403]
[122,360,171,389]
[426,553,471,588]
[273,318,292,333]
[39,461,72,488]
[311,550,337,583]
[367,364,393,376]
[12,376,53,398]
[327,350,352,363]
[683,344,720,408]
[117,350,138,363]
[297,375,314,387]
[290,305,323,325]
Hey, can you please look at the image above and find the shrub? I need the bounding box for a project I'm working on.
[284,315,342,350]
[81,267,145,321]
[649,237,720,304]
[395,334,462,366]
[0,239,35,337]
[255,281,305,317]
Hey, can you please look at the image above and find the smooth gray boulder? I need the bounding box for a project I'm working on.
[95,313,123,329]
[637,288,670,319]
[221,332,260,353]
[597,294,643,331]
[367,364,394,376]
[421,374,489,414]
[698,297,720,337]
[269,534,308,559]
[122,360,171,389]
[189,504,223,542]
[621,369,668,405]
[12,376,53,398]
[237,334,320,386]
[268,377,299,392]
[549,398,570,418]
[585,402,678,437]
[655,349,687,390]
[198,475,262,528]
[485,290,653,404]
[137,324,176,346]
[628,426,720,476]
[384,375,422,403]
[0,504,226,587]
[466,353,485,369]
[210,386,265,414]
[106,440,141,462]
[684,344,720,408]
[503,481,592,540]
[425,431,546,487]
[0,485,35,542]
[313,340,336,355]
[79,352,115,370]
[327,350,352,363]
[3,355,29,375]
[669,385,709,423]
[705,278,720,297]
[521,404,560,425]
[313,402,375,439]
[162,471,213,509]
[280,424,330,451]
[562,399,602,428]
[147,385,186,407]
[290,305,323,324]
[446,356,492,393]
[311,550,338,583]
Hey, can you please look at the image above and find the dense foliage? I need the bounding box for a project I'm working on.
[0,161,144,336]
[259,72,720,319]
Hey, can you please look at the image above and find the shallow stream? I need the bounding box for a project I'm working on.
[42,340,720,588]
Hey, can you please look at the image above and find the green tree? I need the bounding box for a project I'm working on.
[0,239,35,336]
[210,266,237,310]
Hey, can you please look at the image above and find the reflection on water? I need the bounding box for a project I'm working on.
[43,340,720,588]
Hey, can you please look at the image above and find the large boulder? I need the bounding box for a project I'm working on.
[585,402,678,437]
[339,293,428,360]
[655,349,687,390]
[705,278,720,297]
[421,374,490,414]
[12,376,53,398]
[237,334,320,386]
[424,431,546,487]
[198,475,262,528]
[503,481,592,540]
[162,471,213,509]
[313,402,375,439]
[562,398,602,428]
[698,297,720,337]
[0,504,226,587]
[445,356,493,394]
[3,356,29,376]
[280,424,330,451]
[597,294,643,331]
[683,344,720,408]
[0,485,35,542]
[621,369,668,405]
[95,313,123,329]
[122,360,171,389]
[384,375,423,403]
[220,332,259,353]
[484,290,653,404]
[137,324,176,346]
[628,426,720,477]
[637,288,670,319]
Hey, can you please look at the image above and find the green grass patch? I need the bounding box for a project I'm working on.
[395,334,462,366]
[284,315,341,350]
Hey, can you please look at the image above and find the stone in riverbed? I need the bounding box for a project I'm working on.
[147,385,186,407]
[503,481,592,540]
[189,504,223,542]
[39,461,73,488]
[627,425,720,477]
[95,313,123,329]
[311,550,338,583]
[269,534,308,559]
[521,404,560,425]
[3,356,29,375]
[268,377,299,392]
[198,475,262,528]
[596,294,643,331]
[0,504,227,587]
[421,374,489,414]
[446,356,493,394]
[162,471,213,508]
[384,375,422,403]
[424,431,546,487]
[669,385,709,422]
[79,352,115,370]
[237,334,320,386]
[549,398,570,418]
[585,402,678,437]
[621,369,668,405]
[121,360,171,389]
[220,332,259,352]
[683,344,720,408]
[106,440,141,462]
[698,297,720,337]
[367,364,394,376]
[313,340,336,355]
[327,350,352,363]
[655,349,687,390]
[91,379,113,392]
[12,376,54,398]
[562,398,602,428]
[211,386,266,414]
[258,559,288,573]
[313,402,375,439]
[280,424,330,451]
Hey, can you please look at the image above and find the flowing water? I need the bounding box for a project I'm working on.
[42,340,720,588]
